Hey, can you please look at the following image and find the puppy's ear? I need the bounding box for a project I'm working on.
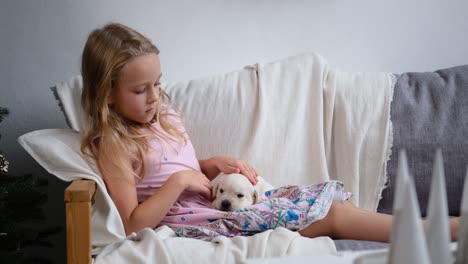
[212,183,219,199]
[253,190,258,204]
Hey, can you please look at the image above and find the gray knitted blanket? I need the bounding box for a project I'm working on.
[378,65,468,217]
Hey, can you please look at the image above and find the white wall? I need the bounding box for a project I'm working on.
[0,0,467,261]
[1,0,468,176]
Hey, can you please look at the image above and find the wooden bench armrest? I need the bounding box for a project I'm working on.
[64,179,96,264]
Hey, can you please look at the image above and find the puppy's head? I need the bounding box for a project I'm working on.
[212,173,257,211]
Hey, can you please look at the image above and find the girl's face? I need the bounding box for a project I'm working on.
[111,53,162,124]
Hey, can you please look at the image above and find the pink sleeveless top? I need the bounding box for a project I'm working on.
[134,110,212,212]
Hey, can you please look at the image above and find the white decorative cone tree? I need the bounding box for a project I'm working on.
[392,150,410,211]
[388,150,430,264]
[456,168,468,264]
[426,149,452,264]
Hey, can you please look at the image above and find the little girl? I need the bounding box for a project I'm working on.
[80,22,460,242]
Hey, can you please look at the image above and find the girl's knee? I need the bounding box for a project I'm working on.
[327,201,338,217]
[328,200,353,220]
[329,200,346,214]
[325,202,342,234]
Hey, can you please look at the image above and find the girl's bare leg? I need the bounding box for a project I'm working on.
[298,201,460,242]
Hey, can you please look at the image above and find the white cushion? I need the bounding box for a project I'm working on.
[17,129,126,252]
[51,76,86,132]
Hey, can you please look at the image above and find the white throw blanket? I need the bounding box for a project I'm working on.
[95,226,336,263]
[168,53,394,211]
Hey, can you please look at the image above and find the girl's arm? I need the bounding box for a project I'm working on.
[101,152,211,235]
[199,156,258,184]
[199,158,221,181]
[104,169,183,235]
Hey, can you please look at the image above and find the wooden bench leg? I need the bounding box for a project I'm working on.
[65,180,96,264]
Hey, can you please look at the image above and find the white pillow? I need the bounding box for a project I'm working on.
[17,129,126,253]
[51,75,86,132]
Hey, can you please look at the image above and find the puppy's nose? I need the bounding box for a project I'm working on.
[221,200,231,211]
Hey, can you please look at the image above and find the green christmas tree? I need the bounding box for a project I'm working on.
[0,107,9,174]
[0,106,60,263]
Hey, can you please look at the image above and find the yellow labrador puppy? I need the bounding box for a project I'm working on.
[212,173,275,211]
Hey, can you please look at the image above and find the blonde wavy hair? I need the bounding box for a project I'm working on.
[80,23,186,180]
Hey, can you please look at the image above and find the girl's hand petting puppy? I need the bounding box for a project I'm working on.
[203,156,258,185]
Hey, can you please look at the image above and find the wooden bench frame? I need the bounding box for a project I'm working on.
[64,179,96,264]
